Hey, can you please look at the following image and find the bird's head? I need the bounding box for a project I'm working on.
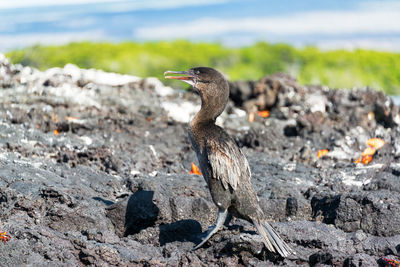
[164,67,229,120]
[164,67,227,91]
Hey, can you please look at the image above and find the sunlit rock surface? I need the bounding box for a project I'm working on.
[1,54,399,266]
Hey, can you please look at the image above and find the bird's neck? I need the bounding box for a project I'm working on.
[191,107,215,128]
[191,94,226,127]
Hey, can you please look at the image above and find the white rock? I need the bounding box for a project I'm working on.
[143,77,174,96]
[161,101,200,123]
[306,94,328,113]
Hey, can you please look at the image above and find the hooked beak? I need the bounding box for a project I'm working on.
[164,70,196,86]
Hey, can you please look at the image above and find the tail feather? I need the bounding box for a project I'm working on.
[253,219,293,258]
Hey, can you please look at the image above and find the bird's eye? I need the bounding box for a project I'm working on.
[195,70,200,75]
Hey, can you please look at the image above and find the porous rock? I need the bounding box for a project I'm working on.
[1,55,400,265]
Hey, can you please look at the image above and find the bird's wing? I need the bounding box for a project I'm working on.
[205,137,251,191]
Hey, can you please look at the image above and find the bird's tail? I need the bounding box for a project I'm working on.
[252,218,293,258]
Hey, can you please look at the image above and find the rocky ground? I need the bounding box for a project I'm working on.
[0,53,400,266]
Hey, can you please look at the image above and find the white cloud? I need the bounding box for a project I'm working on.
[98,0,230,13]
[316,38,400,52]
[0,0,229,10]
[0,0,115,9]
[1,12,68,25]
[0,30,106,52]
[134,4,400,38]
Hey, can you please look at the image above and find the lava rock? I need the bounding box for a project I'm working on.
[1,54,400,266]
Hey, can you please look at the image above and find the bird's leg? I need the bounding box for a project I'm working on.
[193,208,228,250]
[223,212,232,227]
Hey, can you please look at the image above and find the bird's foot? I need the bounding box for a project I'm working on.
[192,208,228,250]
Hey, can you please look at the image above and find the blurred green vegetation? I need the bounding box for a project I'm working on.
[6,40,400,94]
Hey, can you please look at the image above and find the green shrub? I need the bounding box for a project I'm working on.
[6,41,400,94]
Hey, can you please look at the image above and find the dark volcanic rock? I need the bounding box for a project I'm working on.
[105,174,213,239]
[1,54,400,266]
[311,191,400,236]
[229,80,255,107]
[344,253,377,267]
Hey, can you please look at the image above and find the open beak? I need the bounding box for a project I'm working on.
[164,70,196,86]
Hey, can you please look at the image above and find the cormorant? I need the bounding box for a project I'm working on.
[164,67,293,257]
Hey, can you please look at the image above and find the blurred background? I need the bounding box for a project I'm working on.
[1,0,400,95]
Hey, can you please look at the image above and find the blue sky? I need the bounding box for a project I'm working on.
[0,0,399,52]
